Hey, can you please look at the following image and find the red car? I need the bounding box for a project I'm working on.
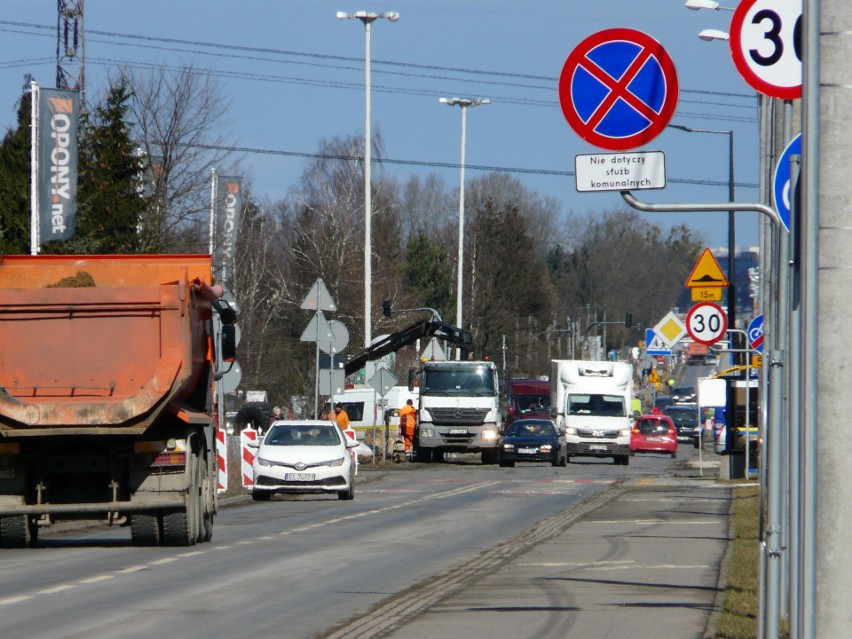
[629,414,677,458]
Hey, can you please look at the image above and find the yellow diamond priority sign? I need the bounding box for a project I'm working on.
[653,311,687,349]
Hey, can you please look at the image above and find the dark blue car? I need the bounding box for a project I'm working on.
[499,419,567,468]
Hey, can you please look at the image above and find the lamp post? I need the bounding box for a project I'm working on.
[438,96,490,357]
[336,10,399,348]
[669,124,737,455]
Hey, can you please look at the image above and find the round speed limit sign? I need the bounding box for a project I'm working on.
[730,0,802,99]
[686,302,728,346]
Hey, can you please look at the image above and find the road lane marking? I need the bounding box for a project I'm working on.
[0,595,34,606]
[38,584,76,594]
[78,575,114,584]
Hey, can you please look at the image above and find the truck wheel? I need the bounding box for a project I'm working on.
[0,515,36,548]
[162,453,198,547]
[193,458,205,544]
[621,455,630,466]
[433,450,445,463]
[130,514,162,546]
[162,509,193,546]
[201,459,214,542]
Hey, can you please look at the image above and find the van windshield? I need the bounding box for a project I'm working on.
[567,393,625,417]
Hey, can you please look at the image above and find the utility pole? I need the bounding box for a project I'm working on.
[57,0,85,99]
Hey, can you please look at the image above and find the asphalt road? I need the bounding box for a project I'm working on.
[0,446,727,639]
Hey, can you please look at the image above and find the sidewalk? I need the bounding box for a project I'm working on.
[386,471,732,639]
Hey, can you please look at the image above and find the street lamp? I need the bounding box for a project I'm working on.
[438,96,490,357]
[669,123,738,457]
[336,10,400,348]
[698,28,730,41]
[685,0,735,11]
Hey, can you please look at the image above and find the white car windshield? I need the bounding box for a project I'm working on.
[265,425,341,446]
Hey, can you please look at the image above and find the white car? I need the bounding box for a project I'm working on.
[251,420,359,501]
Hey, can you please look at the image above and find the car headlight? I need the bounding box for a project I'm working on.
[540,444,552,452]
[258,457,275,468]
[565,427,578,436]
[421,428,435,438]
[327,456,346,467]
[481,429,498,441]
[618,428,631,438]
[502,443,515,451]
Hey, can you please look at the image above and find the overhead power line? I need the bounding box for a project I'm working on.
[190,143,759,190]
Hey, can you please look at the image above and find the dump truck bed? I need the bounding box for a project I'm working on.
[0,255,215,436]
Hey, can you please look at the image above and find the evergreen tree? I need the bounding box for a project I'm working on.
[71,76,148,253]
[404,229,453,317]
[0,93,32,255]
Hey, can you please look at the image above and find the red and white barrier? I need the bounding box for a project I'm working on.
[241,428,258,488]
[216,427,228,493]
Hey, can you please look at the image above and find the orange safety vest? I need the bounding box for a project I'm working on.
[399,404,417,433]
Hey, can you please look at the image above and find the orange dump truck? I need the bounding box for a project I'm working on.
[0,255,237,548]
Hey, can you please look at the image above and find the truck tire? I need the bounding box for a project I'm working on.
[0,515,36,548]
[201,459,214,542]
[130,514,162,546]
[162,452,199,547]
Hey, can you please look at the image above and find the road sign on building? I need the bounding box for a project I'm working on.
[685,248,728,288]
[575,151,666,192]
[559,28,679,151]
[686,302,728,346]
[730,0,802,100]
[773,134,801,233]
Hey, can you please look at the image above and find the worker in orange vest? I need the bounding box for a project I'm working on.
[398,399,418,455]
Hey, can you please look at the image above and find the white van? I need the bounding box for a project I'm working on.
[329,385,419,431]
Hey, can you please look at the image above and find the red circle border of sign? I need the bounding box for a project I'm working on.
[729,0,802,100]
[686,302,728,346]
[558,28,679,152]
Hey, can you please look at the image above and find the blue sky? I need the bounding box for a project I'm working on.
[0,0,761,251]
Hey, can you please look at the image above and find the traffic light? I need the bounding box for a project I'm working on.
[382,300,392,317]
[624,312,633,328]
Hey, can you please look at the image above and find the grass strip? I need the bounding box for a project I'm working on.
[714,485,788,639]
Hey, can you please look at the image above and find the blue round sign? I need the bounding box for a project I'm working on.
[773,134,801,233]
[559,28,679,151]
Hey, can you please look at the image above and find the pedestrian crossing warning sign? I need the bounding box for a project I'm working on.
[685,248,728,288]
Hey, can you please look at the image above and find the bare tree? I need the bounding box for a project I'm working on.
[127,62,237,253]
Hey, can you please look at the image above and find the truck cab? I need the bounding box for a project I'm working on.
[551,360,634,466]
[411,360,502,464]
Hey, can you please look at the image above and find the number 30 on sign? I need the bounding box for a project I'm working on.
[686,302,728,346]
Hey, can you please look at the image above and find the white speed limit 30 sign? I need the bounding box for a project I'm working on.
[686,302,728,346]
[730,0,802,99]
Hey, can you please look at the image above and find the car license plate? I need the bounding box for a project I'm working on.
[646,437,662,442]
[285,473,315,482]
[449,428,467,435]
[589,444,608,452]
[518,447,537,454]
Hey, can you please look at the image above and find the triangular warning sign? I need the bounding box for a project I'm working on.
[300,278,337,312]
[685,248,728,288]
